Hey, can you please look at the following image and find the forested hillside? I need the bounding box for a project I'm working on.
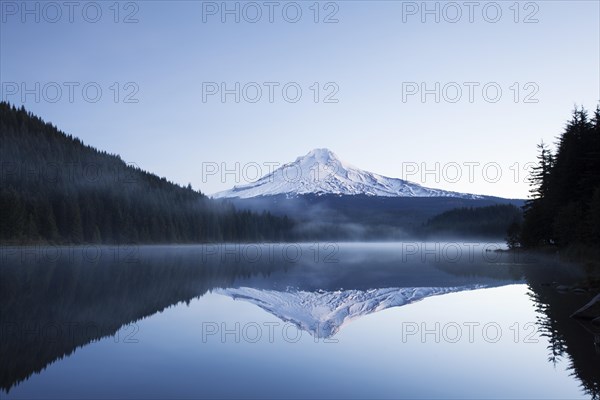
[0,102,293,243]
[421,204,523,239]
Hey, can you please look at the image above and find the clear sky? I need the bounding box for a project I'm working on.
[1,0,598,198]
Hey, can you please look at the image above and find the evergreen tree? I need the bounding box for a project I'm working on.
[520,141,554,247]
[517,105,600,249]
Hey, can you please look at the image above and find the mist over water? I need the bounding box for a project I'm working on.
[1,243,597,399]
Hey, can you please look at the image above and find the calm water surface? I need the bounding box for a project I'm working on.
[1,243,598,399]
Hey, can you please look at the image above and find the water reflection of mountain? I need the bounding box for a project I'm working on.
[1,244,598,395]
[217,285,506,338]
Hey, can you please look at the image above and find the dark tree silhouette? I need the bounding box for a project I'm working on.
[517,105,600,249]
[0,102,294,244]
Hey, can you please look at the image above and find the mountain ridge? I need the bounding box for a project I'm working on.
[213,148,483,200]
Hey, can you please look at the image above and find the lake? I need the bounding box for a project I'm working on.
[1,243,598,399]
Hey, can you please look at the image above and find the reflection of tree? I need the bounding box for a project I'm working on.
[0,246,287,392]
[525,263,600,400]
[527,289,568,365]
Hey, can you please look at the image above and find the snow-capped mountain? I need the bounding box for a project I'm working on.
[216,284,497,338]
[212,148,482,199]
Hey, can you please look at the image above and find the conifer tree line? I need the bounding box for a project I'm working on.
[0,102,294,244]
[513,105,600,248]
[421,204,522,239]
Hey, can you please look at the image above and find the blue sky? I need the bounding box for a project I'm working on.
[1,0,599,198]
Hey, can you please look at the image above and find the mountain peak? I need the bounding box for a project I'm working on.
[301,148,338,161]
[292,148,345,171]
[212,149,482,199]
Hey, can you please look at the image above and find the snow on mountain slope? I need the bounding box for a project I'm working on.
[212,148,482,199]
[215,285,495,338]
